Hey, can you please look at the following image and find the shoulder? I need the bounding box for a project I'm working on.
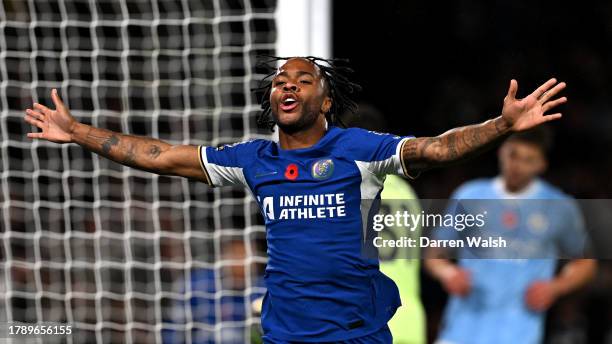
[213,138,272,156]
[215,138,269,151]
[452,178,494,198]
[537,179,573,200]
[203,138,271,167]
[341,127,403,141]
[338,127,406,160]
[536,180,581,212]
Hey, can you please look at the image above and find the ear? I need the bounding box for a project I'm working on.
[536,156,548,175]
[321,96,332,114]
[497,144,508,170]
[497,143,506,160]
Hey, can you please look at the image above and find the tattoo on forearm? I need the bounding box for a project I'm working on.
[75,125,171,172]
[123,142,137,165]
[101,135,119,155]
[418,137,436,158]
[148,145,161,159]
[494,117,506,134]
[402,116,511,175]
[403,139,419,157]
[446,133,458,160]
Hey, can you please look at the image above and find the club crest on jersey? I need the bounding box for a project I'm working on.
[528,212,549,234]
[311,159,334,180]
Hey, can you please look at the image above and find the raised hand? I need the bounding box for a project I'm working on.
[501,78,567,132]
[24,89,78,143]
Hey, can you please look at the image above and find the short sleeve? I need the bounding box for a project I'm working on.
[555,199,588,257]
[198,142,254,187]
[349,128,414,177]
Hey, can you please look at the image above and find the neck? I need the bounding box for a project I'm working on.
[503,178,534,194]
[278,115,327,150]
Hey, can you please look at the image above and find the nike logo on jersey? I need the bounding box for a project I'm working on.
[255,171,278,178]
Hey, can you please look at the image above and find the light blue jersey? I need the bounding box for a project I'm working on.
[436,177,586,344]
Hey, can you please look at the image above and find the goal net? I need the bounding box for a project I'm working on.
[0,0,299,343]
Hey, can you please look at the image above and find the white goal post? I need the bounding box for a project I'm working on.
[0,0,330,343]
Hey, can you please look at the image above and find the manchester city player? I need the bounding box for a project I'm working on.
[425,127,597,344]
[24,56,568,343]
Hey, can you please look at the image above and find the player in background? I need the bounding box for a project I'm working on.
[162,240,265,344]
[344,104,426,344]
[24,56,568,343]
[425,127,597,344]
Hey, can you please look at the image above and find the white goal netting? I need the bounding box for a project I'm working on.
[0,1,278,343]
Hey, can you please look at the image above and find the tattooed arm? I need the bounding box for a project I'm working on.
[402,116,511,175]
[24,89,206,182]
[69,124,204,180]
[402,78,567,176]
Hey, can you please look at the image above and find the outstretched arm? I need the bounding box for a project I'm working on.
[402,78,567,176]
[24,89,207,182]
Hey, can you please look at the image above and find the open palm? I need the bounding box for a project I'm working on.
[24,89,77,143]
[501,78,567,132]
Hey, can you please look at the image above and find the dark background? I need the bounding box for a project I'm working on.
[334,0,612,199]
[334,1,612,343]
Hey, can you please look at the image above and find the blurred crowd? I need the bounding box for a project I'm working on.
[335,2,612,342]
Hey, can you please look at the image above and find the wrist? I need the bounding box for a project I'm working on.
[549,279,566,298]
[494,116,513,134]
[437,264,459,283]
[69,121,84,143]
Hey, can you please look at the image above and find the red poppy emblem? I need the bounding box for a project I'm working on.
[502,211,517,230]
[285,163,298,180]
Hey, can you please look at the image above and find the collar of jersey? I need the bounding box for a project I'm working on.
[493,176,542,199]
[271,126,341,158]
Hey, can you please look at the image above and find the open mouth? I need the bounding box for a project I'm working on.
[280,96,299,112]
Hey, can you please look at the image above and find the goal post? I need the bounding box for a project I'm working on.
[1,0,331,343]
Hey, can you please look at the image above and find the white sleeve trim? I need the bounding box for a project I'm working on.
[199,146,246,187]
[397,137,419,179]
[367,136,414,177]
[367,155,396,176]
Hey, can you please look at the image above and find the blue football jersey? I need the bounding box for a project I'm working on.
[435,177,586,344]
[198,126,413,342]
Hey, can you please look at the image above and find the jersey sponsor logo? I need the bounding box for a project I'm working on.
[257,193,347,221]
[262,196,275,220]
[311,158,334,180]
[284,163,298,180]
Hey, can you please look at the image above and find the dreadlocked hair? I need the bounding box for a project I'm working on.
[253,56,362,131]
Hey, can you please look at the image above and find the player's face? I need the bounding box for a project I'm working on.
[270,58,331,133]
[498,141,547,191]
